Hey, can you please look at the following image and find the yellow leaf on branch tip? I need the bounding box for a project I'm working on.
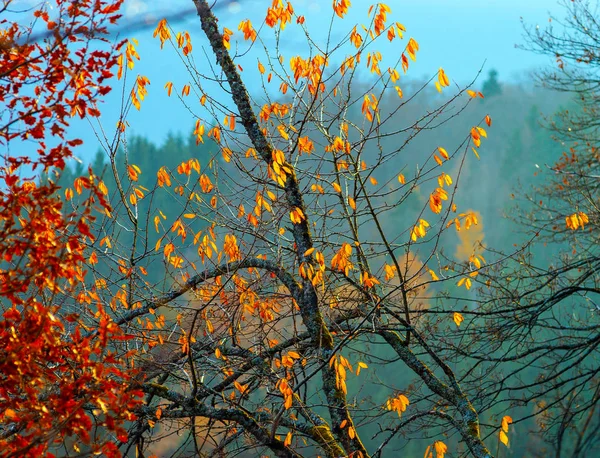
[348,197,356,210]
[332,182,342,193]
[453,312,464,327]
[434,441,448,458]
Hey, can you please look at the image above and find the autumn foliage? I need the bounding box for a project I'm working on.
[0,1,141,456]
[4,0,589,456]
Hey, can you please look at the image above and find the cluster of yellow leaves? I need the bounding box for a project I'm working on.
[370,3,391,36]
[402,38,419,72]
[171,219,187,243]
[153,210,166,233]
[196,231,218,262]
[429,187,448,214]
[387,21,406,42]
[366,50,383,75]
[176,31,192,55]
[385,393,409,417]
[411,219,430,242]
[269,148,293,186]
[424,441,448,458]
[350,26,363,49]
[127,164,141,182]
[457,276,472,290]
[470,126,487,158]
[433,146,450,166]
[129,185,146,206]
[333,0,351,18]
[566,211,589,230]
[298,136,315,155]
[177,158,201,176]
[361,93,378,122]
[238,19,257,41]
[289,207,306,224]
[330,354,354,395]
[289,54,328,94]
[208,126,221,143]
[384,264,397,280]
[360,271,380,289]
[467,89,484,99]
[223,234,241,261]
[453,311,464,327]
[326,136,351,154]
[435,68,450,92]
[193,119,205,144]
[222,27,233,50]
[276,377,294,409]
[499,415,513,447]
[279,351,301,369]
[438,172,452,188]
[468,253,485,278]
[199,174,213,193]
[131,75,150,110]
[117,39,140,79]
[447,211,479,232]
[331,243,354,275]
[259,102,291,122]
[299,248,325,287]
[222,147,233,163]
[153,19,170,49]
[266,0,294,30]
[224,113,236,131]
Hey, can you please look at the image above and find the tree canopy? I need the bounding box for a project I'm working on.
[1,1,598,457]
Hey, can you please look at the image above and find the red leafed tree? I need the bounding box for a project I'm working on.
[0,1,141,456]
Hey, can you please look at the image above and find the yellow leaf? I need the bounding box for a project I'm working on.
[453,312,464,327]
[332,182,342,193]
[499,430,509,447]
[348,426,355,439]
[304,247,315,257]
[501,415,513,432]
[348,197,356,210]
[434,441,447,458]
[357,362,368,375]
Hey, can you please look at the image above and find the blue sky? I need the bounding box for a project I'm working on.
[74,0,564,159]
